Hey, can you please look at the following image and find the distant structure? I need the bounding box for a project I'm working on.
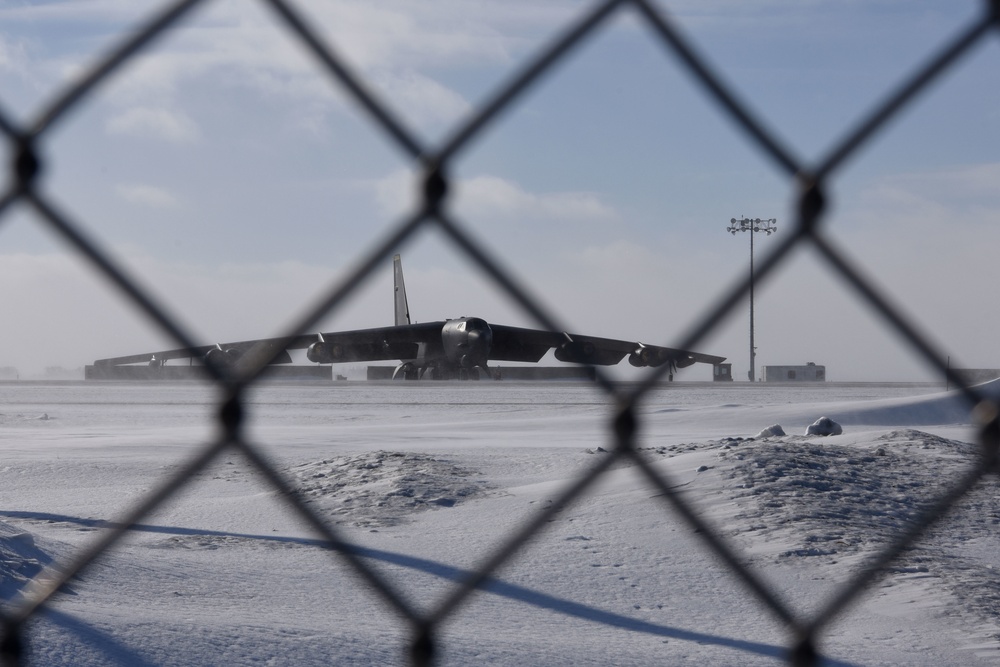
[763,362,826,382]
[726,216,777,382]
[713,363,733,382]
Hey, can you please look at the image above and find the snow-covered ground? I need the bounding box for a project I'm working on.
[1,380,998,666]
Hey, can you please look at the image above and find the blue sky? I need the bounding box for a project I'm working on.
[1,0,998,380]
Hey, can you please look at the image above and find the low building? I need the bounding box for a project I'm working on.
[712,363,733,382]
[763,362,826,382]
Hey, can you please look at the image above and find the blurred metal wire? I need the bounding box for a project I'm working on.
[2,0,999,665]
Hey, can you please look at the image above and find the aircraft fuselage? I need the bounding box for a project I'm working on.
[399,317,494,379]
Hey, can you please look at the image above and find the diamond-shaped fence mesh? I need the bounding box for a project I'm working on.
[1,0,999,665]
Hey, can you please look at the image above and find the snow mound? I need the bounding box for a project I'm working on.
[640,438,749,458]
[716,429,1000,622]
[805,416,842,436]
[0,522,53,603]
[756,424,786,438]
[288,451,493,528]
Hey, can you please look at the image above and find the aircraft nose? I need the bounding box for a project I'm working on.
[467,330,484,351]
[466,324,493,357]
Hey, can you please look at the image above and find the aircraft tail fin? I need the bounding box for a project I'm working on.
[393,254,411,326]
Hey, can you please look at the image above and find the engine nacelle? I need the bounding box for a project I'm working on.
[392,361,420,380]
[628,348,651,367]
[555,341,596,364]
[628,346,674,368]
[307,341,346,364]
[307,342,332,364]
[204,347,236,368]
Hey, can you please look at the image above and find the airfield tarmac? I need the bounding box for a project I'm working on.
[0,380,995,666]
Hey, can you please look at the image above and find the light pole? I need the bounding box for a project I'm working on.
[727,216,777,382]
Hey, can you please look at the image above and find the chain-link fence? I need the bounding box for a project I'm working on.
[2,1,999,665]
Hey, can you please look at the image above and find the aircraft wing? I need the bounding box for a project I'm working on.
[93,322,449,367]
[92,340,293,367]
[488,324,726,368]
[94,320,724,371]
[286,322,445,362]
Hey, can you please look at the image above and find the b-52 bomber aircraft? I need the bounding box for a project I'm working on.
[93,255,725,380]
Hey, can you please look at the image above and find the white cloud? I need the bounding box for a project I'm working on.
[105,106,199,142]
[456,174,619,222]
[0,34,28,75]
[372,69,472,128]
[0,249,392,375]
[764,162,1000,378]
[371,169,619,223]
[115,183,180,209]
[0,252,137,375]
[0,1,155,23]
[371,169,419,218]
[1,0,579,138]
[849,163,1000,251]
[290,1,559,70]
[861,163,1000,211]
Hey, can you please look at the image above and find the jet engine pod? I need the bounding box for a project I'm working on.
[629,346,674,368]
[204,347,233,368]
[628,347,653,367]
[392,361,419,380]
[554,340,597,364]
[306,342,333,364]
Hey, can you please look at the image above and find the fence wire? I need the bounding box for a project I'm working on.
[1,1,999,665]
